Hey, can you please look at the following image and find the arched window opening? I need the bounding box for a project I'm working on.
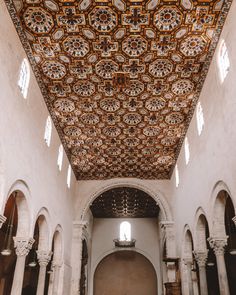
[196,102,204,136]
[175,165,179,188]
[67,165,72,188]
[57,144,63,171]
[218,40,230,83]
[44,116,52,147]
[18,58,30,99]
[120,221,131,242]
[184,137,190,165]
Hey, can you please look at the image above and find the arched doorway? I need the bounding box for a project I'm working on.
[224,196,236,294]
[94,251,157,295]
[0,193,18,294]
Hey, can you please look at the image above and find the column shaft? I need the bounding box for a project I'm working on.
[208,237,230,295]
[52,265,60,295]
[11,256,27,295]
[36,265,47,295]
[186,262,194,295]
[215,253,230,295]
[36,250,52,295]
[198,266,208,295]
[194,251,208,295]
[11,237,34,295]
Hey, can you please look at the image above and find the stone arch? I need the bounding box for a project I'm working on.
[194,208,209,252]
[52,225,63,262]
[92,248,157,278]
[212,190,229,237]
[80,180,172,221]
[182,226,194,259]
[210,181,234,236]
[34,207,51,251]
[4,180,31,237]
[93,250,158,295]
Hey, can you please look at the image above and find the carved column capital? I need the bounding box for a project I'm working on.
[73,221,89,241]
[183,258,193,266]
[208,237,228,256]
[232,216,236,226]
[13,237,35,257]
[52,259,63,268]
[193,251,208,267]
[37,250,52,266]
[0,214,6,228]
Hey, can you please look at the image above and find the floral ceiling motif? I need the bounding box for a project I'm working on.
[5,0,232,179]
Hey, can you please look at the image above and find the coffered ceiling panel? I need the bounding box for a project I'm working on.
[4,0,232,179]
[90,187,159,218]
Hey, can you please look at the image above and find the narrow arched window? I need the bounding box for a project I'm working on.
[120,221,131,241]
[218,40,230,83]
[67,165,72,188]
[184,137,190,165]
[196,102,204,136]
[57,144,63,171]
[175,165,179,188]
[44,116,52,147]
[18,58,30,99]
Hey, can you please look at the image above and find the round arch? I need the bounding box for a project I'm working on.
[93,250,158,295]
[80,180,173,221]
[33,207,51,250]
[193,207,209,252]
[209,181,234,236]
[52,224,63,262]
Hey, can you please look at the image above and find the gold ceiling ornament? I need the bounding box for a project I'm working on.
[112,72,130,92]
[3,0,232,179]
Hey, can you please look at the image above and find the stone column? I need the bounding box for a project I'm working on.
[208,237,230,295]
[36,250,52,295]
[194,251,208,295]
[184,259,194,295]
[11,237,34,295]
[52,260,62,295]
[160,221,177,282]
[70,221,88,295]
[0,214,6,228]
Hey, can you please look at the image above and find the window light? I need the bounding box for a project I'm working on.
[57,144,63,171]
[175,165,179,188]
[67,165,72,188]
[184,137,190,165]
[196,102,204,136]
[44,116,52,147]
[120,221,131,242]
[218,40,230,83]
[18,58,30,99]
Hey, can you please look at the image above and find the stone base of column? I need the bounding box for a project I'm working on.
[164,282,181,295]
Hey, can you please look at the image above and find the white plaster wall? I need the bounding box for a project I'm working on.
[0,1,76,291]
[90,218,162,295]
[167,0,236,253]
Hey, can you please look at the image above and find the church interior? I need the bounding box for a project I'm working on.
[0,0,236,294]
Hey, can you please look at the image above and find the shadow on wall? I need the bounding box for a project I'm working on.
[94,250,157,295]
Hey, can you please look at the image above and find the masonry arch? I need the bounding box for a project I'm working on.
[80,180,173,222]
[94,250,158,295]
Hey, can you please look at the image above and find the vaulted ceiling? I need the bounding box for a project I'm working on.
[90,187,159,218]
[5,0,231,179]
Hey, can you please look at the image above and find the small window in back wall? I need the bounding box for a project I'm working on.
[18,58,30,99]
[120,221,131,241]
[44,116,52,147]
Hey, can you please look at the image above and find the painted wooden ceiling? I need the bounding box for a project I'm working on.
[5,0,231,179]
[90,187,159,218]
